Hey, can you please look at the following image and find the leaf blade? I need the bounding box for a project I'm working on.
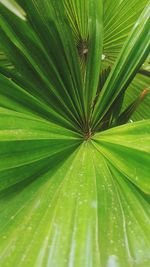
[92,2,150,129]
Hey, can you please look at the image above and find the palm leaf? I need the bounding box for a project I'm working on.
[92,2,150,129]
[0,1,149,267]
[123,73,150,121]
[103,0,148,66]
[65,0,103,122]
[101,0,150,122]
[0,0,26,20]
[0,0,84,130]
[0,118,150,266]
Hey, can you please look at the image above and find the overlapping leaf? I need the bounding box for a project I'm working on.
[92,2,150,129]
[0,1,150,267]
[0,121,150,267]
[123,73,150,121]
[65,0,103,122]
[103,0,148,66]
[0,73,78,130]
[0,0,26,20]
[102,0,150,120]
[0,0,84,130]
[0,107,81,191]
[101,0,150,122]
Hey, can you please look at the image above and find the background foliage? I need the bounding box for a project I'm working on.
[0,0,150,266]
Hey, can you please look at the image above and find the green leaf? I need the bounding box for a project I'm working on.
[93,120,150,194]
[64,0,89,42]
[0,50,13,70]
[0,1,149,267]
[64,0,103,124]
[0,0,26,20]
[101,0,150,123]
[0,107,81,191]
[91,147,150,267]
[140,54,150,72]
[0,73,79,131]
[123,73,150,121]
[116,89,149,125]
[0,121,150,266]
[0,0,85,130]
[84,0,103,116]
[92,2,150,129]
[103,0,148,66]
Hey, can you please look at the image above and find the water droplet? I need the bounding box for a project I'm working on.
[91,201,97,208]
[102,54,106,60]
[107,255,119,267]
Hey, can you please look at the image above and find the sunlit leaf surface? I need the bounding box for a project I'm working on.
[0,0,149,267]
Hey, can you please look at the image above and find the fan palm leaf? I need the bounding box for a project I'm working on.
[0,1,150,267]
